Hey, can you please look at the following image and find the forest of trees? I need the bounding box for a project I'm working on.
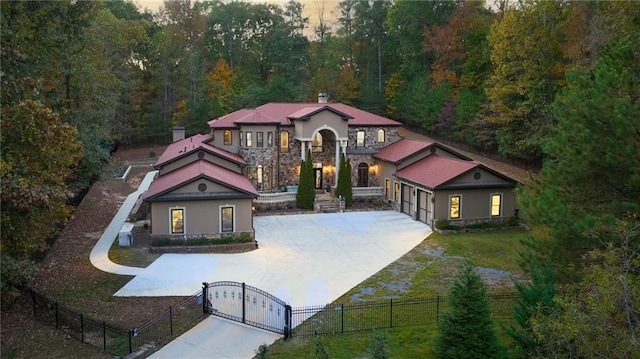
[1,1,638,357]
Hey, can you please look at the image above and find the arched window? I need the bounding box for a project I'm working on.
[312,132,323,152]
[223,130,232,145]
[377,129,385,143]
[280,131,289,152]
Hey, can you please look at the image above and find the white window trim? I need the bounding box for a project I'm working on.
[490,193,503,217]
[169,207,186,234]
[219,204,236,233]
[449,194,462,220]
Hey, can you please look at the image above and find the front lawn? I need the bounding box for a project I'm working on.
[264,228,528,358]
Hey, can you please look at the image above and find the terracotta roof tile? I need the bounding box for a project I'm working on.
[208,102,400,128]
[145,160,258,199]
[374,138,434,163]
[395,155,478,189]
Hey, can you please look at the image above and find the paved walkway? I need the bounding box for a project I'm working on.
[89,170,157,276]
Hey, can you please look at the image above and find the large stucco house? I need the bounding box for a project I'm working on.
[144,94,518,238]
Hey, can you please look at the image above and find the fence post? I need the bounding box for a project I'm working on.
[341,304,344,334]
[55,302,59,329]
[128,329,133,354]
[436,295,440,323]
[389,298,393,328]
[31,289,36,318]
[103,321,106,350]
[80,313,84,343]
[202,282,208,314]
[284,304,292,340]
[242,282,246,324]
[170,306,173,335]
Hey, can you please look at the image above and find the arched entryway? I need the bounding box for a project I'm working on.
[357,163,369,187]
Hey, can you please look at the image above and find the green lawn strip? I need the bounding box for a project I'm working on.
[267,229,528,357]
[108,239,161,268]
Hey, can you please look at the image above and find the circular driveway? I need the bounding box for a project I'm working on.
[115,210,431,307]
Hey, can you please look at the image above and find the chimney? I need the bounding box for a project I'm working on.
[172,126,185,142]
[318,92,328,104]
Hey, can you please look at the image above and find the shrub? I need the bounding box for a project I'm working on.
[148,150,157,158]
[435,219,463,231]
[151,234,253,247]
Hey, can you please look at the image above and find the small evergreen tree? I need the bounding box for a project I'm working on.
[296,149,315,209]
[366,330,389,359]
[433,260,507,359]
[335,154,353,207]
[507,259,556,358]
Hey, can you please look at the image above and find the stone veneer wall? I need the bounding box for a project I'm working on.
[347,127,400,150]
[240,127,401,191]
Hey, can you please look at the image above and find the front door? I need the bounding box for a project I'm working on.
[313,168,323,189]
[357,163,368,187]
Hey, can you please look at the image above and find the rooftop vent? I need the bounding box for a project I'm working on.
[318,93,328,104]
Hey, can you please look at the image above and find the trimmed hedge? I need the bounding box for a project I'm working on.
[152,233,253,247]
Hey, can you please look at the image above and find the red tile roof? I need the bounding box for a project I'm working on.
[208,102,400,128]
[373,138,435,163]
[155,134,245,168]
[395,155,479,189]
[145,160,258,199]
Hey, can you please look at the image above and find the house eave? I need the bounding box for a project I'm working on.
[146,192,257,202]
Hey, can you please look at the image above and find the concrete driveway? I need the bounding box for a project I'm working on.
[116,211,431,307]
[112,210,430,358]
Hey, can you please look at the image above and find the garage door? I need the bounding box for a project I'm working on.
[401,183,414,215]
[416,190,431,224]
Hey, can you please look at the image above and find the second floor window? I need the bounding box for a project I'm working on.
[246,132,252,147]
[356,130,365,149]
[280,131,289,152]
[377,129,385,143]
[223,130,232,145]
[312,132,323,152]
[257,132,264,147]
[267,132,273,147]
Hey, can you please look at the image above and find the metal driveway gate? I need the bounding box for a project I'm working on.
[202,281,292,337]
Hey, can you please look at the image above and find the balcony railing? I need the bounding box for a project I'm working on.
[254,187,383,204]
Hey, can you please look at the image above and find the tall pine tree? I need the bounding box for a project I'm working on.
[433,260,507,359]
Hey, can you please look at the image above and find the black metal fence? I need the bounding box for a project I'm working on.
[29,288,206,357]
[290,293,518,337]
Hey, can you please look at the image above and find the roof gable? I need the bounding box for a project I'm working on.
[145,160,258,200]
[155,134,245,168]
[288,106,353,121]
[395,155,518,189]
[374,139,471,164]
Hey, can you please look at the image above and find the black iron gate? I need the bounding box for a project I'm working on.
[202,281,292,338]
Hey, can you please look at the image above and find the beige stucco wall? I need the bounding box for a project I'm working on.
[210,129,241,153]
[170,178,233,194]
[294,112,349,140]
[150,198,254,236]
[434,188,516,221]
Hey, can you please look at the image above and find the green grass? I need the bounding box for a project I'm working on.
[108,240,161,268]
[265,229,529,358]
